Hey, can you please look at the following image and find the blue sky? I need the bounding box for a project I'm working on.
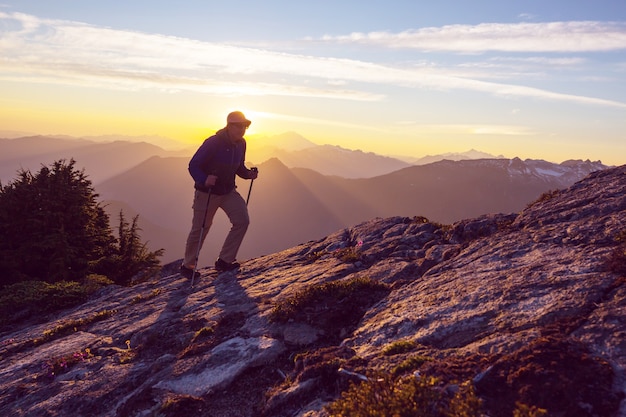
[1,0,625,165]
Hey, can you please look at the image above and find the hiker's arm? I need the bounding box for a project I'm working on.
[188,139,217,187]
[236,164,257,179]
[235,141,257,179]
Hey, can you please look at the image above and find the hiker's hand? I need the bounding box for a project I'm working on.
[249,167,258,180]
[204,175,218,187]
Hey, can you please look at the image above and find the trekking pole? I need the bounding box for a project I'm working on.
[191,188,211,288]
[246,167,258,206]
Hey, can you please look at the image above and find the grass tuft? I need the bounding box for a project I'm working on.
[33,309,116,346]
[0,275,112,327]
[269,276,388,324]
[326,374,481,417]
[382,339,417,356]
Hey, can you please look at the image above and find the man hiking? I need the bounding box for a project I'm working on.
[180,111,259,277]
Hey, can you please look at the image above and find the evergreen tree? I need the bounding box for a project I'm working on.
[0,159,161,286]
[98,211,164,286]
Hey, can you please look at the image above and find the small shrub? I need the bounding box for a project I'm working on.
[0,278,111,326]
[413,216,430,224]
[83,274,114,291]
[269,276,388,323]
[474,335,622,416]
[335,242,363,263]
[0,281,81,311]
[449,382,483,417]
[119,339,136,364]
[270,276,389,343]
[305,250,327,263]
[41,348,93,380]
[326,374,481,417]
[179,317,237,358]
[513,402,548,417]
[158,395,205,416]
[392,355,433,376]
[382,339,417,356]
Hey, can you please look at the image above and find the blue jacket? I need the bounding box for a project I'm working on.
[188,128,253,195]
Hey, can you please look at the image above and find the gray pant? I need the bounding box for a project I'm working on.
[183,189,249,268]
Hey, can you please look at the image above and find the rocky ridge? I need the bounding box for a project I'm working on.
[1,165,625,416]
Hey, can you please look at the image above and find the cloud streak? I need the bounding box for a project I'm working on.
[321,21,626,53]
[1,12,625,109]
[403,124,537,136]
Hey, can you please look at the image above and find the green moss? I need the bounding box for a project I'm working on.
[0,277,112,326]
[382,339,417,356]
[335,246,362,263]
[193,326,215,341]
[270,276,388,324]
[392,355,433,376]
[326,374,481,417]
[33,309,116,346]
[130,287,163,305]
[513,403,548,417]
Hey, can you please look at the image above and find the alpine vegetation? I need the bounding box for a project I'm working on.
[0,159,163,326]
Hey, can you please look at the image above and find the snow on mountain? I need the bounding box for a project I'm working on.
[398,149,505,165]
[507,157,607,187]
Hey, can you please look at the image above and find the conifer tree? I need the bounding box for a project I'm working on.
[101,211,163,286]
[0,159,161,286]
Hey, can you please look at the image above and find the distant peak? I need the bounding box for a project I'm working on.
[260,157,289,169]
[249,132,317,152]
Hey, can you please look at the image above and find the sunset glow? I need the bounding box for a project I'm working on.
[0,1,625,164]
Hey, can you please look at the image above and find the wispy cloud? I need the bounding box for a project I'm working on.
[1,12,625,109]
[518,13,536,21]
[489,56,587,66]
[454,56,588,81]
[319,21,626,53]
[394,123,536,136]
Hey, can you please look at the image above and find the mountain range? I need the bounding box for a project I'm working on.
[0,136,187,185]
[0,135,608,265]
[245,132,413,178]
[96,155,605,265]
[0,133,492,183]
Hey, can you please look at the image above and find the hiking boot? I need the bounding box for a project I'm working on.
[215,258,240,272]
[179,265,195,278]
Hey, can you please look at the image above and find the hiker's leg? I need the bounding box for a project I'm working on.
[218,190,249,263]
[183,190,220,268]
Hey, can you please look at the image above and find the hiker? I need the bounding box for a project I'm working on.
[180,111,259,277]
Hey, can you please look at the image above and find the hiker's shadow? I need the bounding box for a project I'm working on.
[214,273,259,316]
[212,272,270,338]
